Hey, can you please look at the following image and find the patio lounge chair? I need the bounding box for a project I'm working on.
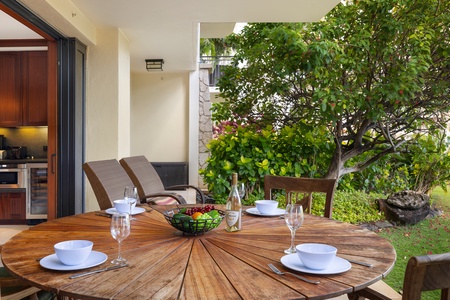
[263,175,337,219]
[120,156,206,205]
[83,159,188,209]
[83,159,137,210]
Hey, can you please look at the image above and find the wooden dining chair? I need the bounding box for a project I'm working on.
[263,175,337,219]
[356,252,450,300]
[120,156,206,205]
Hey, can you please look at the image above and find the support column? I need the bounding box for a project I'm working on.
[198,64,213,190]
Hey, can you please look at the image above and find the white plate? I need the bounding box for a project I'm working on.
[105,207,146,215]
[40,251,108,271]
[246,207,285,217]
[280,254,351,275]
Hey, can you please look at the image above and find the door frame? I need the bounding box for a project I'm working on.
[0,0,85,218]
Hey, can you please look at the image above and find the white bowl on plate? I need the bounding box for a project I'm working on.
[296,243,337,270]
[255,200,279,214]
[114,199,136,213]
[54,240,93,265]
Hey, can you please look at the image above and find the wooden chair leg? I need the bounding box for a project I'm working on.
[1,286,41,300]
[352,281,402,300]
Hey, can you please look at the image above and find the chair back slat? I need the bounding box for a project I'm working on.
[120,156,166,199]
[402,253,450,300]
[264,175,336,218]
[83,159,134,210]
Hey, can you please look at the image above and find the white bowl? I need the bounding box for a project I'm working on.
[54,240,93,265]
[296,243,337,270]
[114,199,136,213]
[255,200,278,214]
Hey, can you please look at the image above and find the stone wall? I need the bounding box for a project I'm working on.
[198,64,213,190]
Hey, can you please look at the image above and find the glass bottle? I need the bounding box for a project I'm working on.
[225,173,242,232]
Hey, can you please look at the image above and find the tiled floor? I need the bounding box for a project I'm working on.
[0,225,30,267]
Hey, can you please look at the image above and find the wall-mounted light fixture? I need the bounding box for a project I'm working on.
[145,59,164,71]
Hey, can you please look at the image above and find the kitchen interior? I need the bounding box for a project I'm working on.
[0,128,48,225]
[0,10,49,227]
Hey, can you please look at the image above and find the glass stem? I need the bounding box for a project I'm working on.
[290,229,296,250]
[117,240,122,260]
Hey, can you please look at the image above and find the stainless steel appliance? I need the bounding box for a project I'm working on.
[0,164,27,189]
[9,146,27,159]
[26,163,48,219]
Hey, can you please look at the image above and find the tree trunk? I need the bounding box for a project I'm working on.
[325,141,342,180]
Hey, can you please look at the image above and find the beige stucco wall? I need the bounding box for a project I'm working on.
[78,28,194,210]
[84,28,130,211]
[130,72,189,162]
[131,72,197,204]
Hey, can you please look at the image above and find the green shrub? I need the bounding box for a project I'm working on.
[340,133,450,194]
[215,189,384,225]
[312,191,385,224]
[200,123,333,201]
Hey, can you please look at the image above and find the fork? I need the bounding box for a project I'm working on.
[268,263,320,284]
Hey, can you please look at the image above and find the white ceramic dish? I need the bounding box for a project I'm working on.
[54,240,93,265]
[246,207,285,217]
[296,243,337,270]
[40,251,107,271]
[280,254,351,275]
[113,199,136,213]
[105,207,145,215]
[255,200,279,214]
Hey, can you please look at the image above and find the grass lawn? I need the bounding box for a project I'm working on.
[376,187,450,299]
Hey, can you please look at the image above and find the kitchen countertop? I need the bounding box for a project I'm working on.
[0,158,47,164]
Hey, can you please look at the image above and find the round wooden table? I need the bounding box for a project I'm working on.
[1,205,396,299]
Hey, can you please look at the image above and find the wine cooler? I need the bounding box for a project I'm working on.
[26,163,48,220]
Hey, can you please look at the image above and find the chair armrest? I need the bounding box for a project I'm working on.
[141,192,186,204]
[165,185,206,204]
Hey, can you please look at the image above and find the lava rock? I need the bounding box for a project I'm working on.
[386,190,430,209]
[379,191,431,225]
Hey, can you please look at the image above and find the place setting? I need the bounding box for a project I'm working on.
[105,186,146,217]
[39,211,131,278]
[245,200,285,217]
[280,243,352,275]
[270,202,351,280]
[39,240,108,271]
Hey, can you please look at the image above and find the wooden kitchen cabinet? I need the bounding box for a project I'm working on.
[0,191,27,225]
[22,51,48,126]
[0,51,48,126]
[0,52,22,126]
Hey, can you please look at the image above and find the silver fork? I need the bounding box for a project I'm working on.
[268,263,320,284]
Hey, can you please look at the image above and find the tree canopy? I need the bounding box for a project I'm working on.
[213,0,450,180]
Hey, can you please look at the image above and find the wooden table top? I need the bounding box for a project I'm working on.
[1,205,396,300]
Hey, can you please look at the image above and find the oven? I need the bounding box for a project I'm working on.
[0,164,27,189]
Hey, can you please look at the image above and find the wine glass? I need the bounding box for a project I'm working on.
[110,212,131,265]
[124,186,138,220]
[284,204,304,254]
[237,182,245,199]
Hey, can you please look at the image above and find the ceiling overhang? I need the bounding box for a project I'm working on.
[7,0,341,73]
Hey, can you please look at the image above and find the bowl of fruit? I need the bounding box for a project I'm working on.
[163,205,225,235]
